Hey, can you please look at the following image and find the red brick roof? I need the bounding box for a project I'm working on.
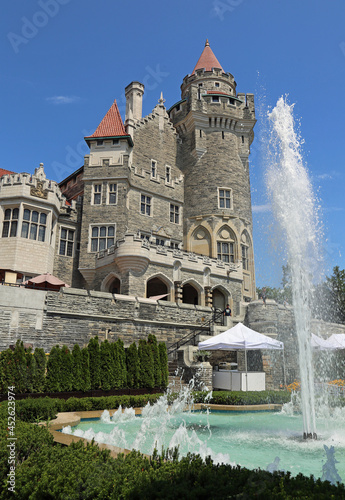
[85,100,127,139]
[192,39,224,74]
[0,168,15,178]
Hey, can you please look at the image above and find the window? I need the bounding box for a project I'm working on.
[140,195,151,216]
[212,96,219,103]
[140,233,150,242]
[21,209,46,241]
[93,184,102,205]
[90,225,115,252]
[107,183,117,205]
[170,241,180,249]
[2,208,19,237]
[165,166,171,183]
[59,228,75,257]
[151,160,157,178]
[102,159,109,167]
[96,140,103,146]
[242,135,245,144]
[170,204,180,224]
[217,241,234,263]
[156,238,165,246]
[215,82,220,87]
[218,188,231,209]
[242,244,249,270]
[113,139,119,145]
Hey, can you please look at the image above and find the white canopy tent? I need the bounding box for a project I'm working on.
[327,334,345,349]
[311,333,341,351]
[198,322,284,390]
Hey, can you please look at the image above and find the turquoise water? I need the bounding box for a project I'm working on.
[62,406,345,481]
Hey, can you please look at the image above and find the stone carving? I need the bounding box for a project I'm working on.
[30,181,48,199]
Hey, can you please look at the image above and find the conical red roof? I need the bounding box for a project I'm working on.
[192,39,224,74]
[85,100,127,139]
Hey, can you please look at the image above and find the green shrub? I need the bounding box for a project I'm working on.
[117,339,127,388]
[126,342,140,389]
[45,345,62,392]
[88,337,101,390]
[33,348,46,393]
[138,339,154,389]
[71,344,83,391]
[100,340,115,391]
[192,390,291,406]
[159,342,169,389]
[0,349,15,394]
[13,340,27,393]
[25,349,37,393]
[80,347,91,392]
[60,345,73,392]
[148,334,162,388]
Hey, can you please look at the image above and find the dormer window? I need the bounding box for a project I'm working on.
[96,140,103,146]
[151,160,157,179]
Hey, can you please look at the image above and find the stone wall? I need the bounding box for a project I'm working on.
[0,286,213,352]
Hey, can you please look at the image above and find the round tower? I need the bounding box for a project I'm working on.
[168,40,256,300]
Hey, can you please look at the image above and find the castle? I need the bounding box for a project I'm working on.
[0,40,256,314]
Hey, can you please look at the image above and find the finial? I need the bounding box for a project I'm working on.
[205,39,209,47]
[39,163,44,167]
[158,92,166,105]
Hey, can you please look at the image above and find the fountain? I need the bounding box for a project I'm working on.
[60,98,344,480]
[267,96,321,439]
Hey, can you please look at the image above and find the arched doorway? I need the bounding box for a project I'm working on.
[146,277,168,300]
[212,288,226,311]
[182,283,199,305]
[108,277,121,294]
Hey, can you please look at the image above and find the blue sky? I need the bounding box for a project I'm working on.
[1,0,345,288]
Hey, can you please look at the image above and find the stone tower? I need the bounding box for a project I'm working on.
[169,39,256,300]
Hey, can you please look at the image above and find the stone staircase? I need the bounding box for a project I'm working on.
[168,359,189,390]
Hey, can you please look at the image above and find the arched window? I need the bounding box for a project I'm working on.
[217,226,237,263]
[147,277,168,300]
[108,277,120,294]
[241,231,251,271]
[182,283,199,305]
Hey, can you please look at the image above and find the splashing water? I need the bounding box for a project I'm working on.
[267,97,322,437]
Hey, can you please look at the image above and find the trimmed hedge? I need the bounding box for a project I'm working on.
[0,335,168,394]
[0,419,344,499]
[0,391,291,423]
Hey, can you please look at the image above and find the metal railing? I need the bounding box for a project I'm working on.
[167,308,224,357]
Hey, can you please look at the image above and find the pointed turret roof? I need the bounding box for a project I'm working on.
[192,39,224,74]
[85,100,129,140]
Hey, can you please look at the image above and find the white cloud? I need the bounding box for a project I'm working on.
[46,95,80,105]
[252,204,271,213]
[324,206,344,213]
[316,173,333,180]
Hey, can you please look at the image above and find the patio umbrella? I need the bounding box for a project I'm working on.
[24,273,70,291]
[327,334,345,349]
[311,333,340,350]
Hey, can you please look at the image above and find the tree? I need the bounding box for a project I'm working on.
[45,345,62,392]
[159,342,169,389]
[34,348,46,393]
[13,340,28,393]
[126,342,140,388]
[326,266,345,323]
[116,339,127,388]
[0,349,15,394]
[138,339,154,389]
[80,348,91,392]
[148,334,161,388]
[25,348,37,393]
[60,345,73,392]
[72,344,83,391]
[88,337,101,390]
[100,340,115,391]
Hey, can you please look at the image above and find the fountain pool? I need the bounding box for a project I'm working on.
[61,403,345,482]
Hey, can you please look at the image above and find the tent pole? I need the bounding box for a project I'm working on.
[282,348,287,388]
[244,348,248,392]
